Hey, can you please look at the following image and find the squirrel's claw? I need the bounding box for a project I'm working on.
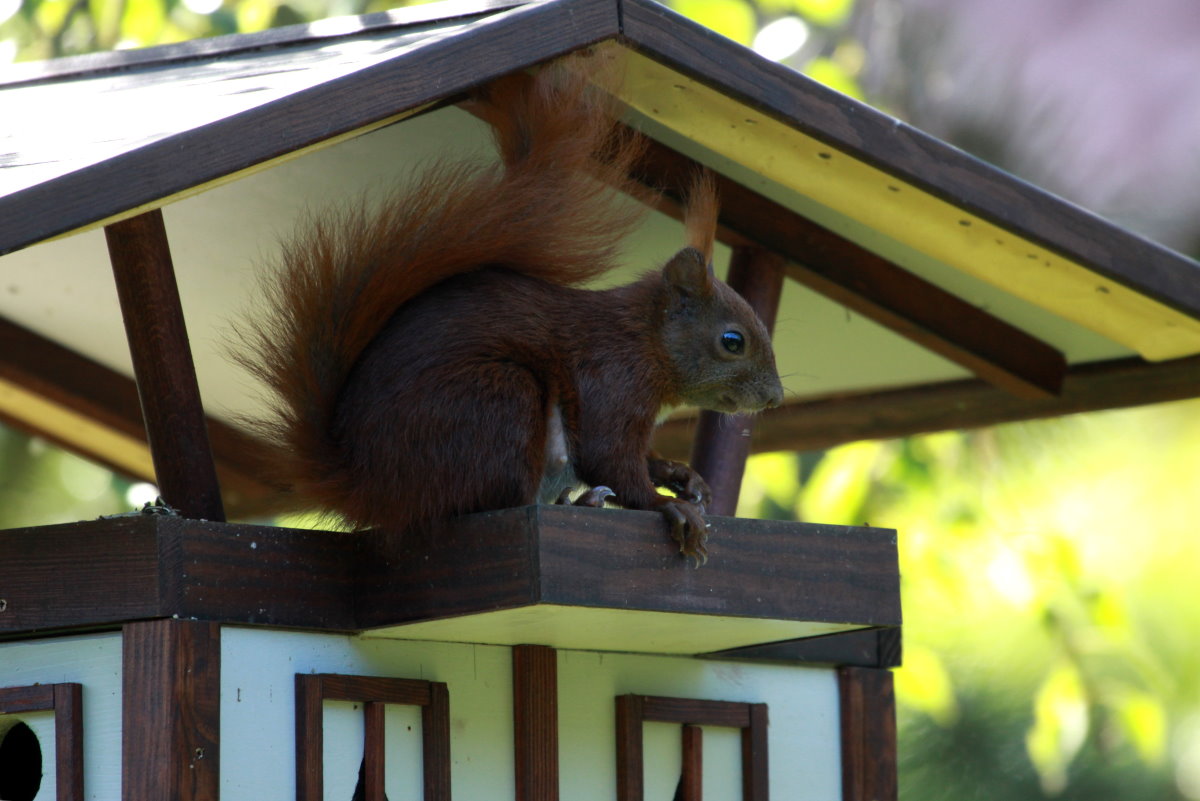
[574,485,616,508]
[660,499,709,567]
[556,485,616,507]
[648,458,713,513]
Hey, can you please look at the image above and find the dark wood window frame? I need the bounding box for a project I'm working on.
[615,694,768,801]
[0,682,83,801]
[295,673,450,801]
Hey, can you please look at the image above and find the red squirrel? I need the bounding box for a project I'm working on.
[238,60,783,563]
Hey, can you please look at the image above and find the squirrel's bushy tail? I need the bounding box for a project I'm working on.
[235,56,648,515]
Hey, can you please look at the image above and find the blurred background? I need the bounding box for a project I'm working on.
[3,0,1200,797]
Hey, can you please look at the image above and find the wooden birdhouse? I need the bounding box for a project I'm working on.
[2,0,1199,799]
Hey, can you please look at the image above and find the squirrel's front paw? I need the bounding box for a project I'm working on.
[647,458,713,512]
[659,498,709,567]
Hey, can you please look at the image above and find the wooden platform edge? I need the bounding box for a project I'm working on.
[0,507,899,645]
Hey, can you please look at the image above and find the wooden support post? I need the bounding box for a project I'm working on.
[422,682,452,801]
[689,246,787,515]
[838,666,897,801]
[513,644,558,801]
[122,619,221,801]
[615,695,644,801]
[362,702,386,801]
[105,209,225,521]
[54,682,85,801]
[680,724,703,801]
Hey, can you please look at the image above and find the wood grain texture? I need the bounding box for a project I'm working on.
[535,507,898,625]
[296,674,451,801]
[355,509,541,630]
[741,704,769,801]
[631,138,1067,399]
[122,620,220,801]
[358,505,898,630]
[0,0,619,256]
[689,246,786,516]
[318,675,433,706]
[620,0,1200,321]
[106,209,225,522]
[0,515,357,637]
[513,644,559,801]
[615,694,644,801]
[158,519,358,630]
[422,682,452,801]
[0,683,54,713]
[0,508,896,639]
[363,702,386,801]
[54,683,85,801]
[640,696,751,728]
[0,516,160,633]
[295,674,325,801]
[616,695,768,801]
[680,725,702,801]
[707,627,902,669]
[838,667,897,801]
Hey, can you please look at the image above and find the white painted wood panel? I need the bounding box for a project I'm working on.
[0,632,123,801]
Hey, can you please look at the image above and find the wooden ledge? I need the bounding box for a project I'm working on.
[0,507,898,656]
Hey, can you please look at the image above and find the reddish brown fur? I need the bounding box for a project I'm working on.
[237,58,783,559]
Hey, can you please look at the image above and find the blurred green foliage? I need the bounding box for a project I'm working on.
[740,399,1200,799]
[2,0,1198,797]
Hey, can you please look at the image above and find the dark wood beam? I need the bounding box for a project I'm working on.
[0,0,621,256]
[106,209,225,521]
[653,355,1200,459]
[689,246,787,515]
[680,725,702,801]
[122,619,221,801]
[0,314,275,516]
[513,644,559,801]
[0,508,898,640]
[631,139,1067,399]
[838,667,897,801]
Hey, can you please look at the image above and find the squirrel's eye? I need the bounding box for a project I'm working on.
[721,330,745,354]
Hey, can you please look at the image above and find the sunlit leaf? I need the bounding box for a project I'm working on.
[120,0,166,46]
[668,0,756,45]
[234,0,276,32]
[1114,689,1166,765]
[894,645,958,726]
[790,0,851,27]
[88,0,122,48]
[1026,663,1088,795]
[799,440,879,524]
[33,0,73,33]
[738,452,799,516]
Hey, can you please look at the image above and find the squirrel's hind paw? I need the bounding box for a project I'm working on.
[660,499,709,567]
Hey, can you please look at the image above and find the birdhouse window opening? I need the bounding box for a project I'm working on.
[0,717,42,801]
[295,673,450,801]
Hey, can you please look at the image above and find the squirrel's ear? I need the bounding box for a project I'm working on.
[662,247,714,298]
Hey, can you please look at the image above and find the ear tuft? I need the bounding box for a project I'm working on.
[662,247,714,297]
[684,171,719,264]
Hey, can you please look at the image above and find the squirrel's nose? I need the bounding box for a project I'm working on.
[765,382,784,410]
